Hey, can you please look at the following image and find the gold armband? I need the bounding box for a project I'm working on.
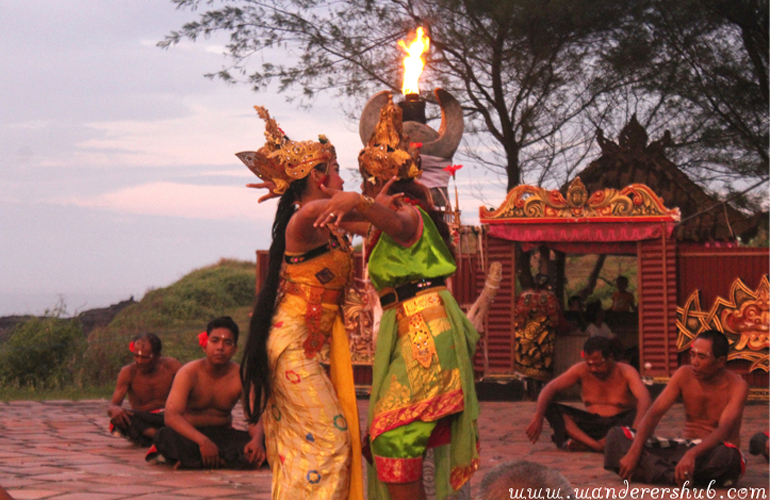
[357,194,375,213]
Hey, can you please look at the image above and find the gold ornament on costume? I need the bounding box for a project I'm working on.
[358,93,421,183]
[236,106,336,195]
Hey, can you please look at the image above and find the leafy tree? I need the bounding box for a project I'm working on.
[160,0,630,190]
[0,304,84,389]
[596,0,768,197]
[161,0,767,196]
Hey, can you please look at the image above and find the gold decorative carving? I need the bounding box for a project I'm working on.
[676,276,769,372]
[318,279,375,365]
[480,177,680,222]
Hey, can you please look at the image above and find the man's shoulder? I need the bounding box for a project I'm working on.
[177,358,205,376]
[563,362,589,383]
[616,362,643,381]
[723,369,749,392]
[159,356,182,372]
[218,361,242,381]
[570,361,589,375]
[181,358,239,378]
[118,363,136,380]
[671,365,693,379]
[675,366,747,393]
[665,366,694,390]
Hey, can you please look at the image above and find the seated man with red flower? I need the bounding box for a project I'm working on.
[147,316,265,469]
[107,332,183,446]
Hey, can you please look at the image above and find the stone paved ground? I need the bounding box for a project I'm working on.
[0,399,767,499]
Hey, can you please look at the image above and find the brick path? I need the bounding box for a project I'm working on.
[0,399,767,499]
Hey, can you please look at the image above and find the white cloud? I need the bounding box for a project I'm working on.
[70,89,363,173]
[9,120,55,131]
[64,182,277,221]
[76,99,251,168]
[199,168,254,178]
[205,44,228,55]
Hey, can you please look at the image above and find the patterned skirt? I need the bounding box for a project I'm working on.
[265,304,352,500]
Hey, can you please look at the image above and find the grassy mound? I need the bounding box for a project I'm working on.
[0,258,256,398]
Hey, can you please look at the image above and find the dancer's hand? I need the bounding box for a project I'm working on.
[247,181,281,203]
[314,191,361,228]
[375,177,404,209]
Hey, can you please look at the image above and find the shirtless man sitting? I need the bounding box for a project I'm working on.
[526,336,651,452]
[604,330,748,487]
[147,316,265,469]
[107,333,182,446]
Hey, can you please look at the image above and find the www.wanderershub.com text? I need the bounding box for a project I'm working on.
[508,480,767,499]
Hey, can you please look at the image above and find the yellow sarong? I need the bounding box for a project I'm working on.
[264,242,362,500]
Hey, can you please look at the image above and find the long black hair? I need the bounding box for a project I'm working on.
[240,175,312,423]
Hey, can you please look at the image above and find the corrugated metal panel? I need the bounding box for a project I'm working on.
[475,235,516,373]
[676,246,769,305]
[452,253,481,306]
[451,252,487,376]
[638,237,678,377]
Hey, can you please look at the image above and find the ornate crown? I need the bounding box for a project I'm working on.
[236,106,336,195]
[358,93,421,183]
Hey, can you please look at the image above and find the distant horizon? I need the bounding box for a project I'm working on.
[0,256,258,318]
[0,291,137,318]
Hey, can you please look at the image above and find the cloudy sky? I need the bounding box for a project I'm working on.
[0,0,505,316]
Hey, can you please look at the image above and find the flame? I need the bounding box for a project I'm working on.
[398,27,430,95]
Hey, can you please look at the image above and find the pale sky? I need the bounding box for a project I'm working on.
[0,0,504,316]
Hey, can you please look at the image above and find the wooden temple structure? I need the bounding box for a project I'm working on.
[466,118,768,395]
[255,117,768,395]
[473,178,767,390]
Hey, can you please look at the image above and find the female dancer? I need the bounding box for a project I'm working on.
[238,107,370,500]
[315,93,480,500]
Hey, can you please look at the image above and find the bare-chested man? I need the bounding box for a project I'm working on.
[526,336,651,452]
[107,333,182,446]
[604,330,748,487]
[147,316,265,469]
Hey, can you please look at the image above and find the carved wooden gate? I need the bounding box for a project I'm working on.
[477,177,681,378]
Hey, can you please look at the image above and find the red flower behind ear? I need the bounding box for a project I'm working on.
[581,351,585,358]
[129,341,135,353]
[198,331,208,349]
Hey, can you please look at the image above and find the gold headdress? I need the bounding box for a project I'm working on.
[358,93,421,183]
[236,106,336,195]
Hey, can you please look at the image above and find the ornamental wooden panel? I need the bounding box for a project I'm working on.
[675,245,769,387]
[637,236,678,376]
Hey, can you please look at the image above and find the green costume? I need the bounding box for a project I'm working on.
[367,207,480,500]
